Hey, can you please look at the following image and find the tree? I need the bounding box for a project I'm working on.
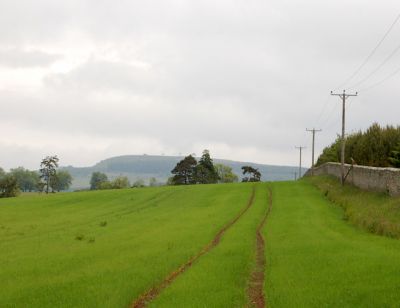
[215,164,238,183]
[99,181,112,190]
[389,143,400,168]
[241,166,261,182]
[37,181,45,193]
[50,170,72,192]
[111,176,130,189]
[0,174,20,198]
[9,167,40,192]
[149,177,158,187]
[0,167,5,180]
[90,172,109,190]
[171,155,197,185]
[132,179,145,188]
[316,136,340,166]
[39,155,59,194]
[195,150,219,184]
[316,123,400,167]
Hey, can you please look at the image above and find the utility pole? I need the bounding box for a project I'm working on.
[330,90,357,185]
[306,128,322,176]
[295,146,306,179]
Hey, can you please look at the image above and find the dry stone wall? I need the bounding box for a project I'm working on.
[309,163,400,197]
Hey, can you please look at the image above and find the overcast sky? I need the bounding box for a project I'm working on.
[1,0,400,170]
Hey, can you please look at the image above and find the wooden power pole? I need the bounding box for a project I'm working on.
[330,90,357,185]
[306,128,322,176]
[295,146,306,179]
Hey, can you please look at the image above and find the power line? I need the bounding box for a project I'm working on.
[347,42,400,90]
[359,65,400,92]
[324,98,358,133]
[314,95,332,127]
[319,102,340,130]
[335,12,400,90]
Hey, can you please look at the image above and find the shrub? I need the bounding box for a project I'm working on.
[0,174,20,198]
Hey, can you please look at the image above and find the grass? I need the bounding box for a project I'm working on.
[4,179,400,307]
[0,183,254,307]
[265,181,400,307]
[150,183,269,307]
[306,175,400,238]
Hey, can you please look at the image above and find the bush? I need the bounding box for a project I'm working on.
[0,174,20,198]
[132,179,145,188]
[99,181,112,190]
[111,176,130,189]
[316,123,400,167]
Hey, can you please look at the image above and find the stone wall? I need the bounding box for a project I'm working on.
[308,163,400,197]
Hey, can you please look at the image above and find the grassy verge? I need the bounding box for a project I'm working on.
[265,181,400,307]
[306,175,400,238]
[0,183,253,307]
[149,183,269,307]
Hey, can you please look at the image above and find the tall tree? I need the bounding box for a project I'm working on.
[39,155,59,194]
[195,150,219,184]
[90,172,109,190]
[241,166,261,182]
[215,164,238,183]
[171,155,197,185]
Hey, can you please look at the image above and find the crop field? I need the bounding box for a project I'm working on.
[0,183,267,307]
[2,180,400,307]
[265,181,400,307]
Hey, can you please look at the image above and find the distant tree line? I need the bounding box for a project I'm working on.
[89,171,164,190]
[316,123,400,168]
[90,172,131,190]
[169,150,261,185]
[0,155,73,198]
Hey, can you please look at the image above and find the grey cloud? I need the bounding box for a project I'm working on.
[44,59,158,92]
[1,0,400,170]
[0,0,76,44]
[0,48,62,68]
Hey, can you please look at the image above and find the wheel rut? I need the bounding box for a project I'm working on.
[131,186,257,308]
[247,187,272,308]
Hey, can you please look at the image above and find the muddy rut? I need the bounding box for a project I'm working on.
[247,187,272,308]
[131,187,256,308]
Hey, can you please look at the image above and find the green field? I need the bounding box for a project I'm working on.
[2,180,400,307]
[265,181,400,307]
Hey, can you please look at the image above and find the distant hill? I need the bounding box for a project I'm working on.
[62,155,307,190]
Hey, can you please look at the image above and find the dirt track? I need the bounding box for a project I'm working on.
[247,187,272,308]
[131,187,256,308]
